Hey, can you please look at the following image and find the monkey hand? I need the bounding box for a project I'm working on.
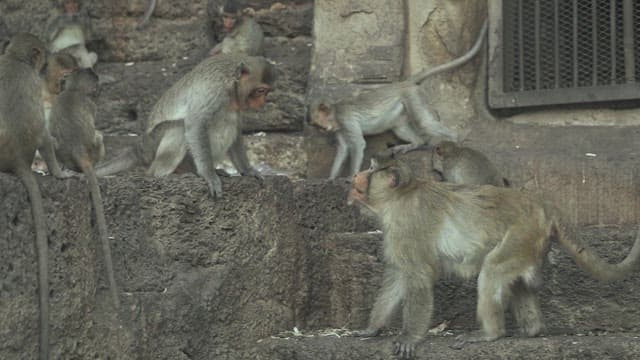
[393,336,417,359]
[206,177,223,199]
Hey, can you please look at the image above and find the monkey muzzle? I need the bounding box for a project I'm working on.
[347,171,370,206]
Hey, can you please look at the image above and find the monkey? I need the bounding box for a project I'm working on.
[135,0,158,30]
[208,0,265,57]
[0,33,58,360]
[45,0,97,68]
[431,140,510,187]
[95,54,275,199]
[347,157,640,358]
[31,52,80,175]
[308,19,488,180]
[47,68,120,309]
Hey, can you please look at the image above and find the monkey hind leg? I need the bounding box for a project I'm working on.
[147,126,187,177]
[510,279,544,337]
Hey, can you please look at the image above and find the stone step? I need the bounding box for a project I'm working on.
[254,332,640,360]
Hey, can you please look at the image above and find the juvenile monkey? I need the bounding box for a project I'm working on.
[48,68,119,308]
[348,158,640,358]
[0,33,56,360]
[309,20,488,179]
[95,54,275,198]
[45,0,97,68]
[208,0,265,56]
[431,140,510,187]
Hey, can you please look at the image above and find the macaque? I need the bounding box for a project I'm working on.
[309,20,488,179]
[48,68,119,308]
[45,0,97,68]
[0,33,58,360]
[95,54,275,198]
[208,0,265,56]
[348,157,640,358]
[432,141,510,187]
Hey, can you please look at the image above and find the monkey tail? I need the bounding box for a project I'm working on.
[556,222,640,282]
[80,160,120,309]
[16,167,49,360]
[95,147,141,177]
[408,18,489,85]
[135,0,157,31]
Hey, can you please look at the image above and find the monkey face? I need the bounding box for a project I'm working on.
[222,13,238,32]
[247,85,271,110]
[63,0,79,14]
[348,158,413,207]
[347,169,371,206]
[308,102,339,132]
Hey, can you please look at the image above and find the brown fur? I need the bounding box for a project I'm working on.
[48,68,119,308]
[0,33,52,360]
[349,158,640,358]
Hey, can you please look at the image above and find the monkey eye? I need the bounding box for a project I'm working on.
[250,87,271,98]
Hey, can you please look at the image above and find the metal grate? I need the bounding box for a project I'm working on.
[489,0,640,109]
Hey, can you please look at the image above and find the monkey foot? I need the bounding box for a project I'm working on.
[351,328,380,338]
[393,336,417,359]
[450,331,500,350]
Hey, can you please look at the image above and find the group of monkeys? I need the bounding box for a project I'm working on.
[1,1,639,359]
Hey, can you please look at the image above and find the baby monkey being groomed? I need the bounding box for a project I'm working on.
[309,21,488,179]
[348,158,640,359]
[431,140,510,187]
[95,54,275,199]
[48,68,119,308]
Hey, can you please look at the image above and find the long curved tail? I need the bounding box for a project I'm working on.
[81,161,120,309]
[95,147,141,177]
[135,0,157,30]
[16,167,49,360]
[557,223,640,282]
[408,18,489,84]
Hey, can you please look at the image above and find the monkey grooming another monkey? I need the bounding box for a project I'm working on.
[0,33,56,360]
[95,54,275,199]
[45,0,97,68]
[308,20,488,180]
[48,68,119,308]
[431,140,510,187]
[348,157,640,358]
[208,0,265,56]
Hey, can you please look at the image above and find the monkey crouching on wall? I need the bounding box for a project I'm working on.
[347,157,640,359]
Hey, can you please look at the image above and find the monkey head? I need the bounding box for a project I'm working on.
[234,57,275,111]
[434,141,459,158]
[348,157,414,209]
[60,0,80,14]
[64,68,99,94]
[221,0,241,32]
[308,100,339,132]
[5,33,47,72]
[45,53,79,95]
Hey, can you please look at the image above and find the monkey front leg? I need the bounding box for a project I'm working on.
[354,266,405,338]
[38,133,74,178]
[185,115,222,198]
[395,279,434,359]
[329,133,349,179]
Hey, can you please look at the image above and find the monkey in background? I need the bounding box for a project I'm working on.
[208,0,265,56]
[308,20,488,180]
[48,68,119,308]
[347,157,640,358]
[95,54,275,199]
[45,0,97,68]
[0,33,59,360]
[431,140,510,187]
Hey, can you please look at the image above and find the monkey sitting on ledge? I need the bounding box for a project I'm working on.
[347,157,640,359]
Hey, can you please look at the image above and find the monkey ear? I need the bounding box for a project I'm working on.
[388,167,409,188]
[235,62,251,80]
[318,103,329,113]
[30,46,43,66]
[435,146,443,156]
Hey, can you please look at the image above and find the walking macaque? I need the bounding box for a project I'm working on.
[431,141,509,187]
[309,20,488,179]
[348,157,640,358]
[0,33,57,360]
[48,68,119,308]
[95,54,275,198]
[208,0,265,56]
[45,0,97,68]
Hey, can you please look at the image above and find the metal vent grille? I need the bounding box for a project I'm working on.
[489,0,640,109]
